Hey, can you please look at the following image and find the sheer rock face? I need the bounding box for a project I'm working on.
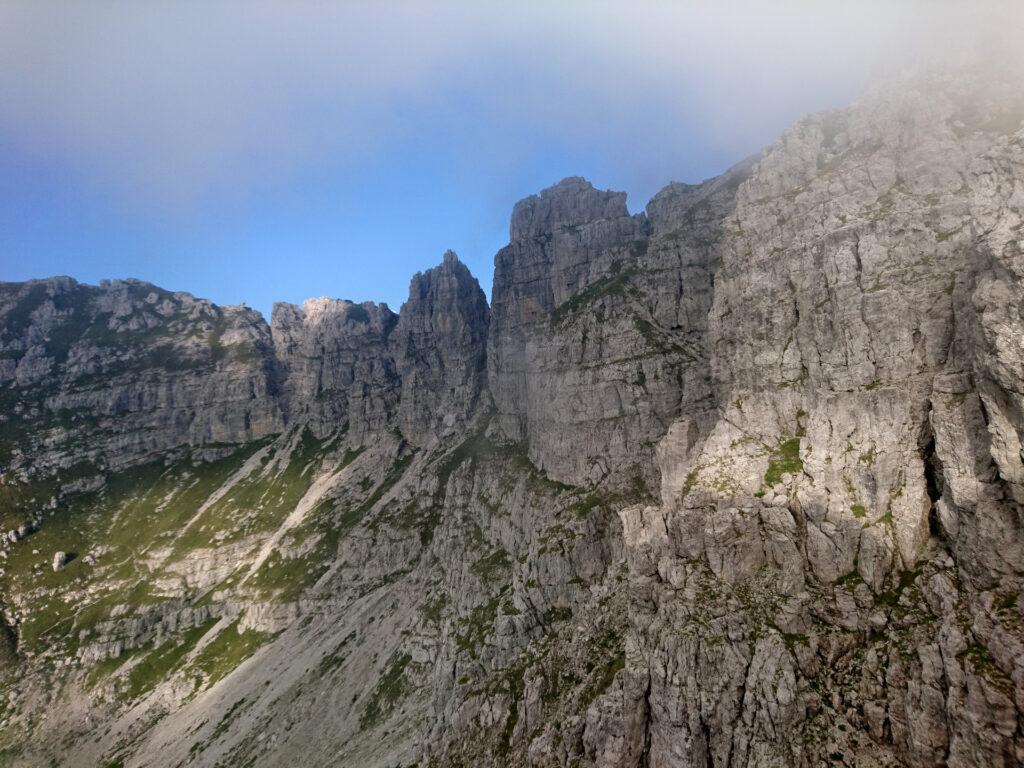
[269,252,491,446]
[270,297,399,440]
[0,277,282,475]
[488,177,646,451]
[487,172,747,488]
[1,70,1023,768]
[390,250,490,446]
[621,73,1024,768]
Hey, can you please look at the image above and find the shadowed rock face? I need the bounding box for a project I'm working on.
[390,250,490,447]
[488,178,649,450]
[0,70,1022,768]
[488,167,750,488]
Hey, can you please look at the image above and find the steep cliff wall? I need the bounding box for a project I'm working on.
[391,250,491,447]
[622,72,1024,768]
[488,167,749,489]
[0,70,1021,768]
[0,277,282,479]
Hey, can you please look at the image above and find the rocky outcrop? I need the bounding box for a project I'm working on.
[0,277,282,477]
[390,250,490,446]
[271,297,399,439]
[620,72,1024,768]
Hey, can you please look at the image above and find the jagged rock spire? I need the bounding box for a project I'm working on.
[390,250,490,446]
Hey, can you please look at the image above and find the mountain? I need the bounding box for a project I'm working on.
[0,70,1022,767]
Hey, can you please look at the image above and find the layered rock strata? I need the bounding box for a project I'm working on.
[0,70,1021,768]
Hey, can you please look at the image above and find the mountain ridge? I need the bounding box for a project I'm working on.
[1,69,1023,767]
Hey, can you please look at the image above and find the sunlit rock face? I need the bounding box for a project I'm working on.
[270,295,400,440]
[0,276,283,478]
[0,70,1022,768]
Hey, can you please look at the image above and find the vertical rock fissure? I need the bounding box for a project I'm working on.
[702,719,714,768]
[640,673,653,768]
[920,414,946,540]
[0,609,17,667]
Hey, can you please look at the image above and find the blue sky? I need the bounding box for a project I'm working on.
[0,1,1013,318]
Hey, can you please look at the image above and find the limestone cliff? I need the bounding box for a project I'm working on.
[0,276,282,477]
[270,296,398,440]
[391,250,491,447]
[0,69,1021,768]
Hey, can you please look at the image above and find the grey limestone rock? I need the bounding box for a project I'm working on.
[0,66,1021,768]
[271,296,399,439]
[390,250,490,446]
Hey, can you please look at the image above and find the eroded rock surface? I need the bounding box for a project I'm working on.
[0,69,1021,768]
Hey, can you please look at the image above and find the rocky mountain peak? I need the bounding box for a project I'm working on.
[644,156,755,234]
[391,251,490,446]
[404,249,479,305]
[509,176,632,240]
[271,296,394,332]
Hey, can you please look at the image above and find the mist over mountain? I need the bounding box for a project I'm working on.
[4,1,1023,321]
[1,60,1023,767]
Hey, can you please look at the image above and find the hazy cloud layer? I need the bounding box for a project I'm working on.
[2,0,1021,215]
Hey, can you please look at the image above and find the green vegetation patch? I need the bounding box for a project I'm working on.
[496,663,526,756]
[318,630,357,675]
[455,594,503,658]
[188,620,272,688]
[550,268,636,324]
[471,547,511,582]
[876,568,920,607]
[542,606,573,625]
[764,437,803,487]
[568,494,604,520]
[360,651,413,729]
[85,648,142,690]
[123,618,218,699]
[834,570,864,590]
[420,594,447,624]
[170,430,327,557]
[566,471,653,521]
[958,643,1013,695]
[583,649,624,704]
[246,447,368,602]
[429,423,548,501]
[247,544,333,602]
[632,315,700,361]
[1,446,266,653]
[360,451,416,520]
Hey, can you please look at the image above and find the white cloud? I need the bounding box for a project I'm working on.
[0,0,1020,212]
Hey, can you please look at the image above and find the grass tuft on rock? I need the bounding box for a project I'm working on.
[764,437,803,487]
